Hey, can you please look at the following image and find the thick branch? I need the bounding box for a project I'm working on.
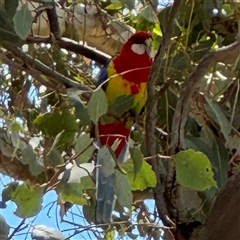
[46,0,61,40]
[146,0,182,229]
[169,39,240,153]
[190,173,240,240]
[27,37,110,65]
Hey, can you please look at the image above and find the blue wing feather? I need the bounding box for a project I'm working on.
[97,60,111,91]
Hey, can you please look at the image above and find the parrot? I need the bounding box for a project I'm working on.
[95,31,154,223]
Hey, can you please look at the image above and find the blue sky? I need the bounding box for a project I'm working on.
[0,175,97,240]
[1,175,159,240]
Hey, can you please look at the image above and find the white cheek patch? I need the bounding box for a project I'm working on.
[131,44,146,55]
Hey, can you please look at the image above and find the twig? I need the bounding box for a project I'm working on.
[7,219,26,240]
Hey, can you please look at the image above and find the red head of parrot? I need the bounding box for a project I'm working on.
[113,31,154,84]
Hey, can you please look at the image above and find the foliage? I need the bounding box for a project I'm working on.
[0,0,240,239]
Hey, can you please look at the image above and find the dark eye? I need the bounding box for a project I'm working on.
[134,36,144,44]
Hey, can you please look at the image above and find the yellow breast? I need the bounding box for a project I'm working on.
[106,61,147,114]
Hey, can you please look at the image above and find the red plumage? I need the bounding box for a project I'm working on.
[113,31,153,84]
[98,122,131,158]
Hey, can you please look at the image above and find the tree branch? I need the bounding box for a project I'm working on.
[0,51,61,92]
[146,0,182,229]
[27,36,110,65]
[1,42,92,94]
[191,173,240,240]
[169,38,240,153]
[46,0,61,40]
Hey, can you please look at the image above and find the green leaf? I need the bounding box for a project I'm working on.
[13,3,34,40]
[121,160,156,190]
[1,182,18,202]
[21,145,44,176]
[196,1,214,32]
[6,182,44,218]
[186,126,229,189]
[58,182,87,205]
[83,205,96,223]
[46,131,64,166]
[33,107,79,147]
[87,88,108,124]
[171,51,191,71]
[47,149,64,166]
[121,0,135,10]
[222,4,234,16]
[11,121,22,131]
[174,149,217,191]
[49,130,65,151]
[0,10,22,45]
[106,228,116,240]
[11,131,27,150]
[75,133,94,164]
[80,175,95,190]
[191,34,216,62]
[4,0,18,18]
[139,5,159,24]
[105,1,122,10]
[67,88,91,126]
[153,23,162,36]
[205,96,240,150]
[108,95,134,118]
[97,146,116,177]
[114,170,133,208]
[129,147,143,177]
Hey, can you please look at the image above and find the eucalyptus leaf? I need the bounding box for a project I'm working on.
[87,88,108,124]
[13,3,34,40]
[75,133,94,164]
[205,96,240,150]
[129,147,143,177]
[4,0,18,18]
[108,95,134,118]
[114,170,133,208]
[6,182,44,218]
[67,88,91,126]
[121,160,156,190]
